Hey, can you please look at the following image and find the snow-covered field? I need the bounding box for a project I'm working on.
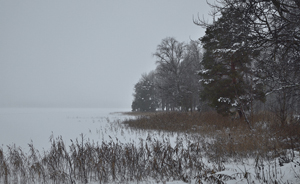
[0,108,299,184]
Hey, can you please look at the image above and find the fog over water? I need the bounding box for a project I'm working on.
[0,1,212,109]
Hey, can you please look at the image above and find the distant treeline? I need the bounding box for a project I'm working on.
[132,38,202,112]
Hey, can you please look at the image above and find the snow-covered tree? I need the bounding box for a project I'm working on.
[195,0,300,126]
[199,5,265,126]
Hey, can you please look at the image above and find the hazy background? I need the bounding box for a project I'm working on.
[0,0,212,109]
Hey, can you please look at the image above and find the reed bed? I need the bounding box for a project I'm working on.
[1,111,299,183]
[0,134,226,184]
[123,111,300,163]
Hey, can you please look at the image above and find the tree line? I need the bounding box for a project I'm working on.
[132,0,300,126]
[132,38,202,112]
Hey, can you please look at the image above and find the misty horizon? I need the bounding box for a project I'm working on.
[0,1,211,109]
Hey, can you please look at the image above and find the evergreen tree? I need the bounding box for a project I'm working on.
[199,6,265,122]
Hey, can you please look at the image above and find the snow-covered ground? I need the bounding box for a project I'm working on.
[0,108,182,152]
[0,108,299,183]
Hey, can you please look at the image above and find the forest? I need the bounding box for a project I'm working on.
[131,0,300,127]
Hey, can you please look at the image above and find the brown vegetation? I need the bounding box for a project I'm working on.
[0,111,299,183]
[123,111,300,160]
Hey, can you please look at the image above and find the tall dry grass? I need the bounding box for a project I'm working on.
[0,134,219,184]
[0,111,299,183]
[123,111,300,161]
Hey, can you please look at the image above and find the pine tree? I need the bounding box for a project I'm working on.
[199,6,265,122]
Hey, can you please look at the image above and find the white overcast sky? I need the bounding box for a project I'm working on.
[0,0,212,109]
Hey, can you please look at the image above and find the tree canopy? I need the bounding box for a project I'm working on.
[196,0,300,125]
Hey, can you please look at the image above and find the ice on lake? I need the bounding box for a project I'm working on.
[0,108,139,151]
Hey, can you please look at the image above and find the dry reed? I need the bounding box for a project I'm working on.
[0,111,299,183]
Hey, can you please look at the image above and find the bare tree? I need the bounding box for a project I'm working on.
[154,37,186,111]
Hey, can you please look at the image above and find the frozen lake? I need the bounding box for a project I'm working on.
[0,108,137,151]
